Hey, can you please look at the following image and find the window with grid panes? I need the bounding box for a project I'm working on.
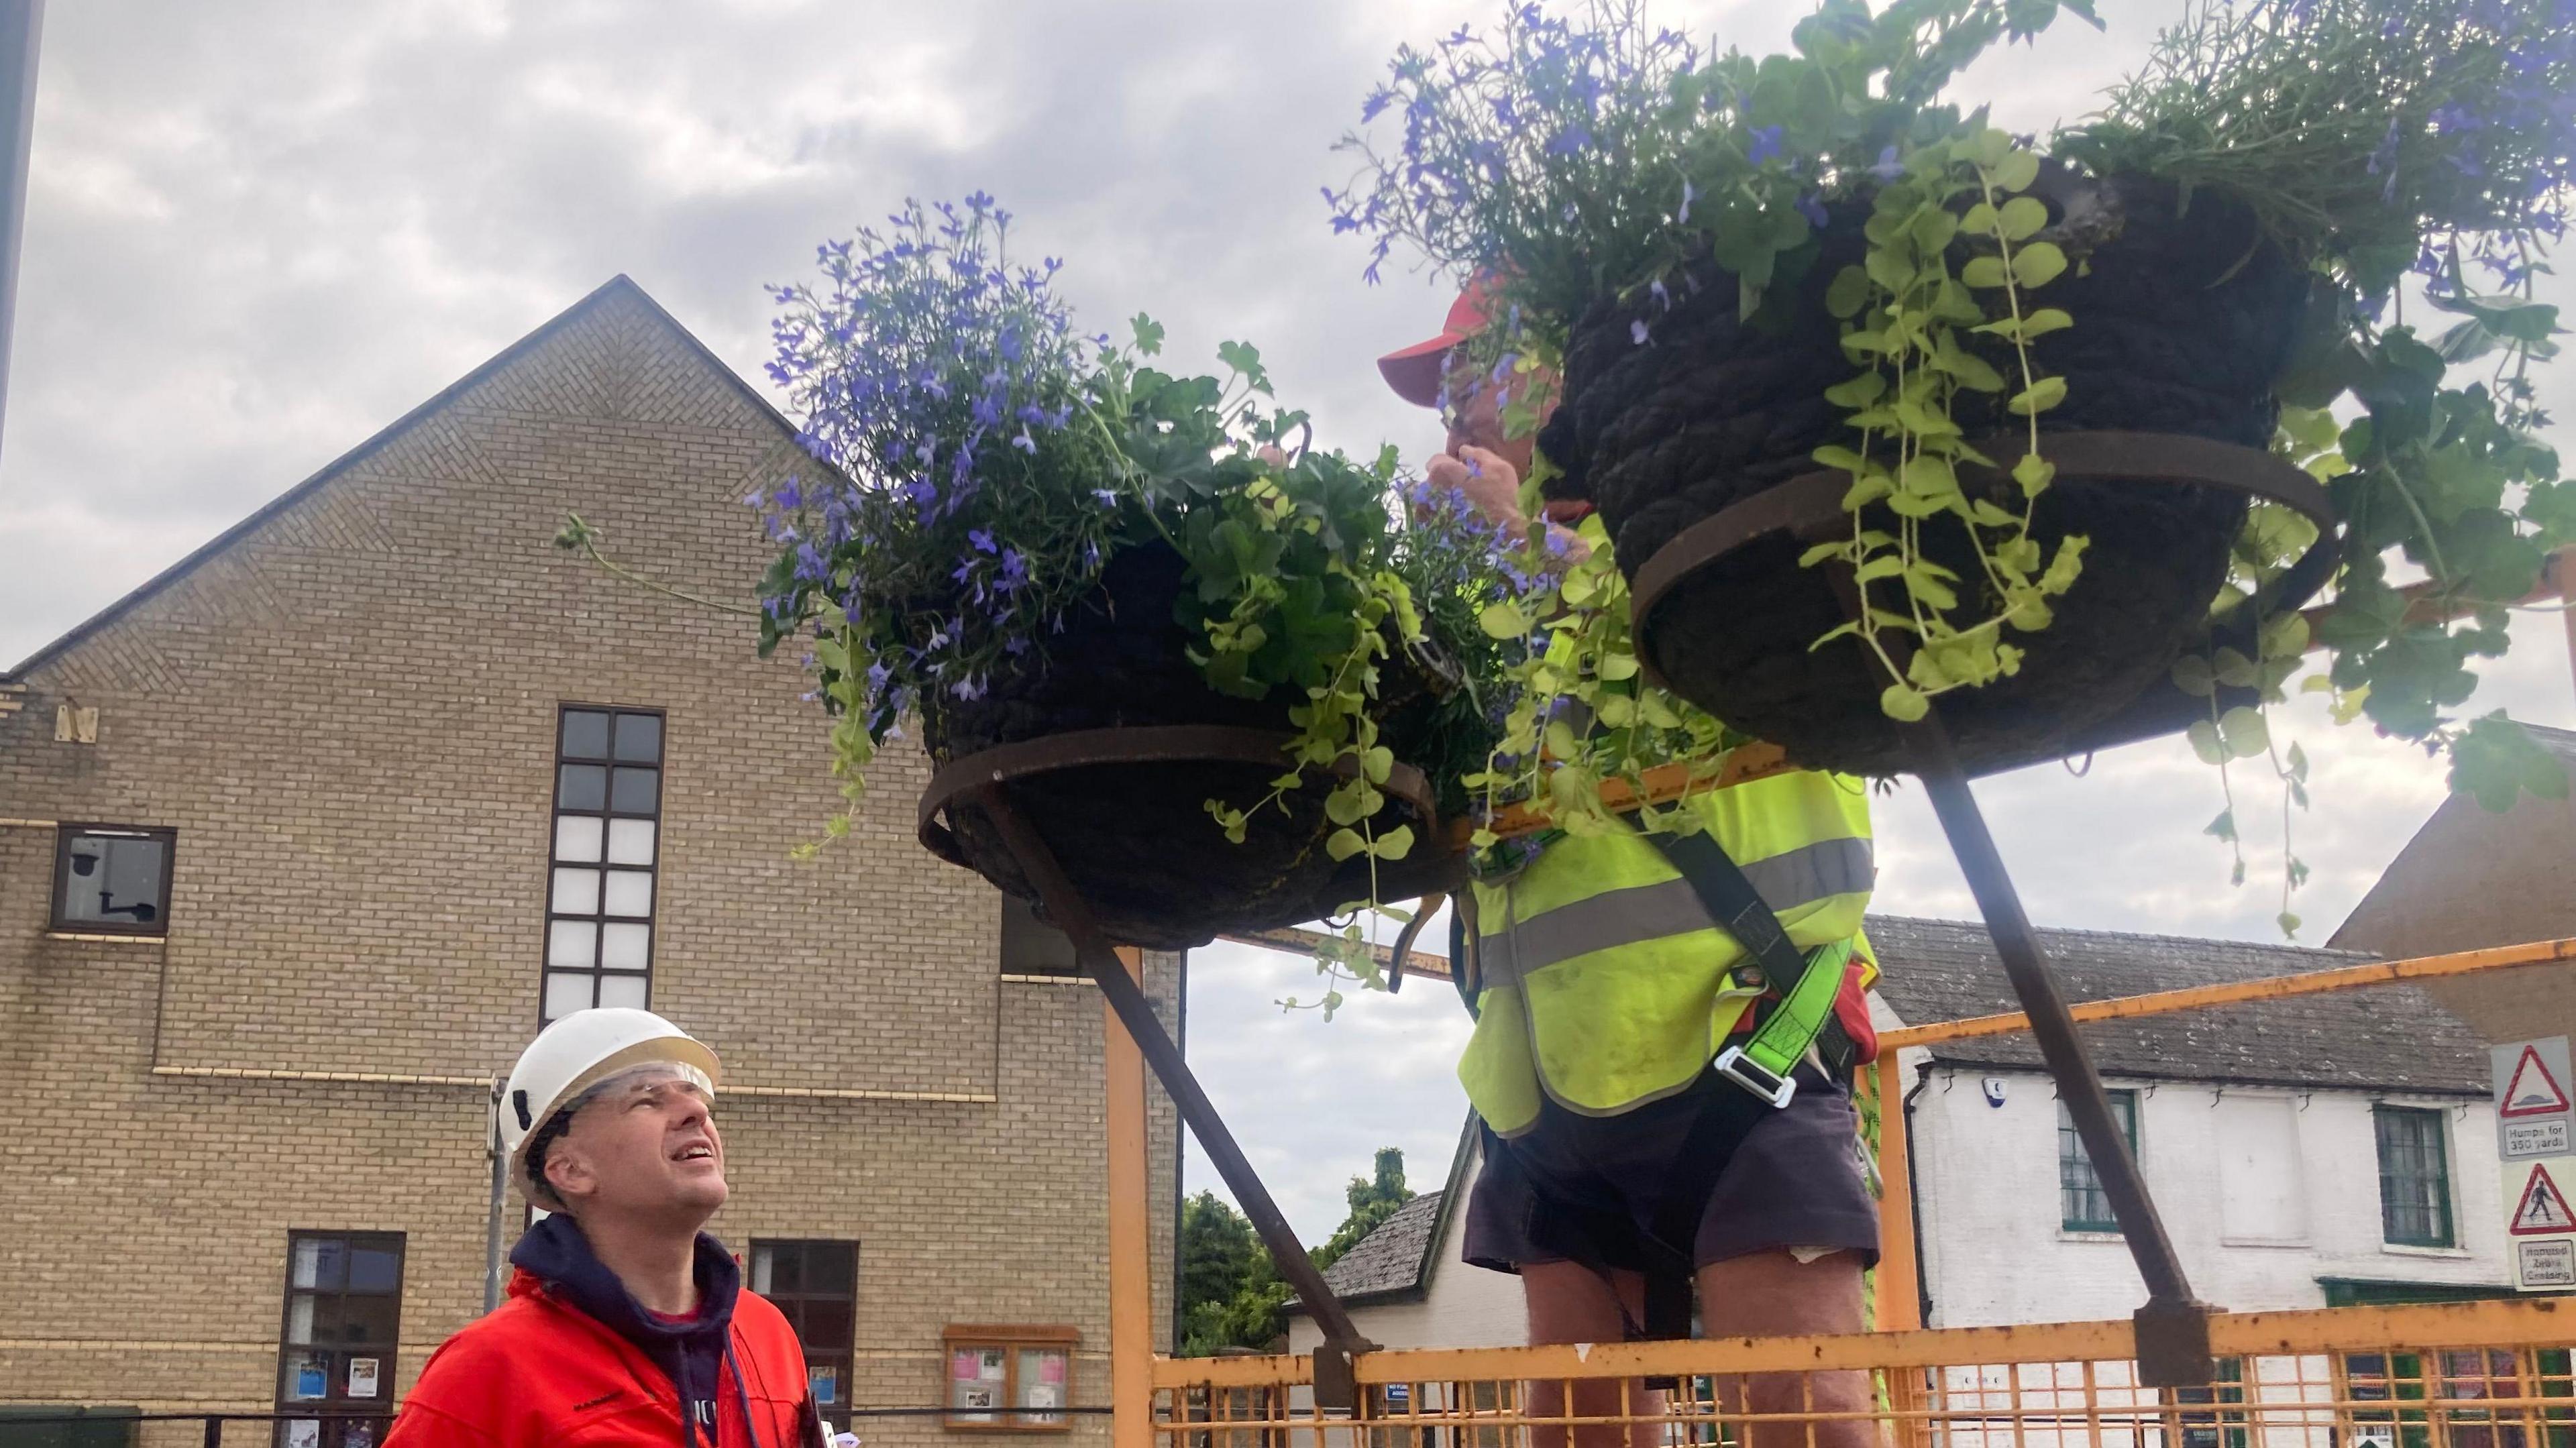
[2059,1088,2139,1232]
[276,1231,404,1448]
[752,1241,858,1430]
[545,707,663,1022]
[2375,1105,2455,1247]
[943,1325,1077,1431]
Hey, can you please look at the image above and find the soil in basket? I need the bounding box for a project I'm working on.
[1540,170,2310,775]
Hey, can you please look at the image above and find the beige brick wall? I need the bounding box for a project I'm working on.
[0,280,1183,1448]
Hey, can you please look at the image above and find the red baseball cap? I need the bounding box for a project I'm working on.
[1377,275,1503,409]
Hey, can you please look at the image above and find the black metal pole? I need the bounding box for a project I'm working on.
[0,0,40,463]
[971,784,1378,1405]
[1903,716,2212,1386]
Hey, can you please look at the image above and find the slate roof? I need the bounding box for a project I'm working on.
[1866,914,2491,1096]
[1314,1191,1446,1302]
[2537,723,2576,765]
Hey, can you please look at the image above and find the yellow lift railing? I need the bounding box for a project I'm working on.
[1109,938,2576,1448]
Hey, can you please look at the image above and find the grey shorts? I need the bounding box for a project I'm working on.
[1462,1062,1880,1274]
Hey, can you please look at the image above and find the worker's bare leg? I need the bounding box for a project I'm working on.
[1520,1260,1661,1448]
[1697,1249,1876,1448]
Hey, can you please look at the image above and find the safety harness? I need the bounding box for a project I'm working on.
[1462,819,1860,1349]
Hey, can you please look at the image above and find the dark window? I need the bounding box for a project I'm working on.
[544,706,664,1023]
[52,826,176,935]
[1000,897,1080,977]
[753,1241,859,1431]
[2376,1105,2456,1247]
[2059,1088,2139,1233]
[276,1231,404,1448]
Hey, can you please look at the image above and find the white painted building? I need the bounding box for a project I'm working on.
[1287,916,2514,1355]
[1874,917,2512,1327]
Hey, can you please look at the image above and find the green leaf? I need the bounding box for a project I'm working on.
[1879,683,1931,722]
[2172,654,2216,698]
[1813,443,1874,473]
[1371,824,1415,860]
[2213,647,2259,688]
[1599,652,1640,681]
[1960,201,1999,237]
[2219,705,2270,759]
[2019,308,2072,339]
[1821,374,1888,408]
[1998,197,2049,241]
[1130,313,1166,355]
[1360,745,1393,783]
[1325,785,1370,826]
[2204,809,2237,842]
[2186,718,2226,765]
[2010,242,2068,289]
[1990,149,2040,192]
[1479,601,1531,639]
[1864,245,1917,294]
[1961,256,2008,289]
[1824,266,1873,320]
[2012,451,2055,496]
[2008,376,2068,415]
[2277,912,2302,939]
[2258,611,2311,661]
[1326,828,1368,862]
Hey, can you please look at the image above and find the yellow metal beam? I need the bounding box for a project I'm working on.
[1869,1052,1923,1333]
[1148,1296,2576,1390]
[1880,936,2576,1050]
[1105,946,1153,1448]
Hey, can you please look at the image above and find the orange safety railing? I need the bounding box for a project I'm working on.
[1132,938,2576,1448]
[1154,1298,2576,1448]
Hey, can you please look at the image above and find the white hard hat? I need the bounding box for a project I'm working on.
[500,1007,722,1205]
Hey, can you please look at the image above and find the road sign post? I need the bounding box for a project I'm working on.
[2494,1038,2576,1290]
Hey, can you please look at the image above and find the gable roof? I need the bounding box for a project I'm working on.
[1867,914,2491,1096]
[1286,1116,1479,1315]
[7,274,804,681]
[1316,1191,1446,1300]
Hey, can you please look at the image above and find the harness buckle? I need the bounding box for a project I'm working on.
[1713,1045,1799,1109]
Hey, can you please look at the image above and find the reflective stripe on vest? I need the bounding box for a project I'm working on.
[1459,766,1875,1135]
[1477,836,1874,991]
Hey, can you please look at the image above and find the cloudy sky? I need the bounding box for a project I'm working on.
[5,1,2572,1245]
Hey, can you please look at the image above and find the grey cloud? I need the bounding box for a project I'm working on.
[7,0,2573,1241]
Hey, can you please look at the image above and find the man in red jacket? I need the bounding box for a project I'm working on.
[387,1008,829,1447]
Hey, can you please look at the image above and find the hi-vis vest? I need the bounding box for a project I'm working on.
[1461,768,1876,1137]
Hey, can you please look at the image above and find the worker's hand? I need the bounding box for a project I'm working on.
[1426,445,1525,533]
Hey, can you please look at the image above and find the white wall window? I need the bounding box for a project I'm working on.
[543,707,664,1023]
[2214,1094,2308,1245]
[2375,1105,2457,1248]
[2058,1088,2138,1232]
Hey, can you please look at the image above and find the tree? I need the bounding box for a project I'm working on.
[1177,1190,1290,1355]
[1176,1147,1416,1356]
[1313,1146,1413,1270]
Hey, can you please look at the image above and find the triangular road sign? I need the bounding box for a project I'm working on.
[2502,1046,2571,1118]
[2512,1162,2576,1236]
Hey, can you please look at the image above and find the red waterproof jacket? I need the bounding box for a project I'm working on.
[384,1268,820,1447]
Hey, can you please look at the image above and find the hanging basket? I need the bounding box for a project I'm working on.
[1542,171,2337,776]
[912,543,1456,950]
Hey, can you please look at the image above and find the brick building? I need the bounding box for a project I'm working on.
[0,277,1179,1446]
